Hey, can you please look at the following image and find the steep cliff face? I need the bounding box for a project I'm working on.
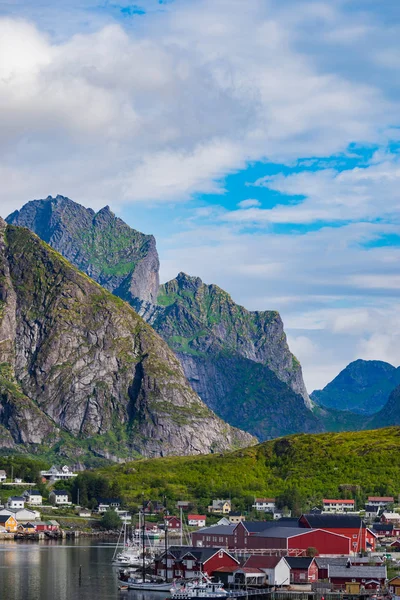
[6,198,317,441]
[154,273,311,405]
[146,273,319,440]
[311,359,400,415]
[7,196,160,310]
[0,220,254,458]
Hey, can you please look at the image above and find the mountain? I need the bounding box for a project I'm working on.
[148,272,322,440]
[7,196,321,441]
[7,196,159,312]
[0,218,255,461]
[97,426,400,507]
[369,384,400,429]
[311,359,400,415]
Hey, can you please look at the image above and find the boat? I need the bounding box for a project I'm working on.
[112,515,153,567]
[170,575,228,600]
[117,571,173,592]
[118,499,171,592]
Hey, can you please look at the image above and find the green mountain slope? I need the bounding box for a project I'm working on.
[0,219,255,461]
[149,272,322,440]
[311,359,400,415]
[369,384,400,429]
[98,426,400,507]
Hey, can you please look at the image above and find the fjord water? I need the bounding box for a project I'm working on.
[0,539,143,600]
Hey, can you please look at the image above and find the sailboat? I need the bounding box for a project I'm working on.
[118,501,172,591]
[112,515,152,567]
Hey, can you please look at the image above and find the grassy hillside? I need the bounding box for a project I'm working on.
[98,427,400,512]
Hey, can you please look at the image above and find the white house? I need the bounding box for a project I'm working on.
[322,499,355,513]
[0,507,40,521]
[78,509,92,517]
[97,498,121,513]
[188,515,207,527]
[252,498,276,512]
[244,556,290,587]
[7,496,25,509]
[368,496,394,507]
[41,465,77,482]
[49,490,71,505]
[0,470,6,482]
[23,490,43,506]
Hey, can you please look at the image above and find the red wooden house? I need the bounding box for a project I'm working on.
[285,557,318,584]
[165,516,181,531]
[299,514,376,552]
[154,546,239,580]
[246,527,351,555]
[35,520,59,532]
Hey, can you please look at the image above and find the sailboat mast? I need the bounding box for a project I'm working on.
[164,496,168,583]
[142,501,146,582]
[180,506,183,546]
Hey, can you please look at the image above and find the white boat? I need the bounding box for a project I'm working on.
[112,514,153,567]
[117,571,173,591]
[170,575,228,600]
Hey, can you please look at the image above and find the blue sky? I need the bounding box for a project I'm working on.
[1,0,400,390]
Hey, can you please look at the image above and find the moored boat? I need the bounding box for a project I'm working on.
[170,575,228,600]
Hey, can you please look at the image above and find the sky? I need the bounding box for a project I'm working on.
[1,0,400,391]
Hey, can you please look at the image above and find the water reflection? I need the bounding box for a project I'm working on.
[0,539,121,600]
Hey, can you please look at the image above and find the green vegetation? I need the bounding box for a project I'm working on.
[96,427,400,514]
[100,509,122,529]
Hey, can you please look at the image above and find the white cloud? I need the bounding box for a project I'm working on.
[0,1,398,212]
[237,199,261,208]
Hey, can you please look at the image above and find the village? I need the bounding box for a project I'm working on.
[1,463,400,596]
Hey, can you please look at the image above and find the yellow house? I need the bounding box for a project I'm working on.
[208,500,231,514]
[17,522,36,534]
[389,577,400,596]
[0,515,18,533]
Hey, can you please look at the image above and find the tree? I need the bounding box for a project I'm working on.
[100,509,122,530]
[306,547,318,557]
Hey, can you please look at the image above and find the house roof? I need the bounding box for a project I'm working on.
[255,526,307,539]
[372,523,393,532]
[0,470,6,476]
[161,545,238,565]
[328,566,387,579]
[285,557,314,569]
[9,496,25,501]
[51,490,68,496]
[188,515,206,520]
[382,512,400,520]
[254,498,275,503]
[368,497,394,502]
[323,499,355,504]
[316,557,383,569]
[238,521,273,533]
[0,515,14,523]
[365,505,379,512]
[229,511,243,517]
[244,555,284,569]
[196,524,235,535]
[301,514,365,528]
[25,490,41,495]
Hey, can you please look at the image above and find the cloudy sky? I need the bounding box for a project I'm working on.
[1,0,400,391]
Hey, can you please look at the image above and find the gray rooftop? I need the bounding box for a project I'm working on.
[328,566,387,579]
[255,527,310,539]
[196,524,235,535]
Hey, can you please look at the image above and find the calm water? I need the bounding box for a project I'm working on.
[0,539,163,600]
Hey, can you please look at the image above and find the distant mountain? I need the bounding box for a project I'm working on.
[311,359,400,415]
[0,219,254,461]
[7,195,159,312]
[369,384,400,429]
[7,196,363,442]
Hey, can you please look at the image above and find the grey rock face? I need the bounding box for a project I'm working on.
[7,196,160,306]
[0,224,255,458]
